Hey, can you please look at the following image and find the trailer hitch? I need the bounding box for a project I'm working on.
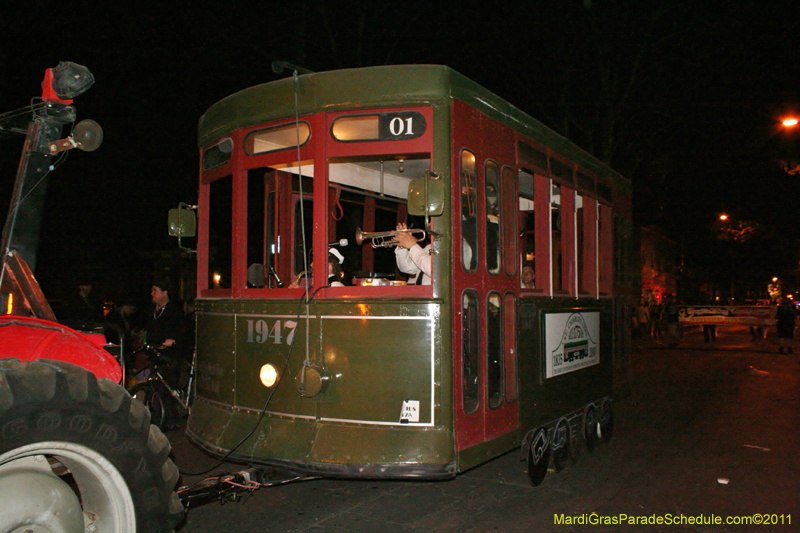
[177,466,318,509]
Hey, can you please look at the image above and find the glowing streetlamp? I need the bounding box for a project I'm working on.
[769,277,781,301]
[779,117,800,173]
[715,214,734,303]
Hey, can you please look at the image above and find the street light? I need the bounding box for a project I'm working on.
[715,214,735,304]
[778,116,800,173]
[769,277,781,301]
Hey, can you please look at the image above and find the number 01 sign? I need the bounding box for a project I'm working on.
[379,111,426,140]
[331,111,427,142]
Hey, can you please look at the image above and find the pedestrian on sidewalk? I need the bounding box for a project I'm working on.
[650,303,664,337]
[664,295,682,347]
[776,297,796,354]
[635,301,650,338]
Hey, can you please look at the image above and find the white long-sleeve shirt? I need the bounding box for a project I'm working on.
[395,244,432,285]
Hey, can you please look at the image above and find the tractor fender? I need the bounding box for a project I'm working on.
[0,316,121,382]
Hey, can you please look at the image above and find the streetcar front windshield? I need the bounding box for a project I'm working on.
[199,106,435,296]
[238,152,431,292]
[328,155,430,284]
[203,153,431,296]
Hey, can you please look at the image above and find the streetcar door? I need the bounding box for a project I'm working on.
[452,100,519,456]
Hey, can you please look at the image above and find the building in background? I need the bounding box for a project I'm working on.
[640,226,678,305]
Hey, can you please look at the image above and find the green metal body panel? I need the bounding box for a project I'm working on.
[188,298,456,478]
[517,298,614,430]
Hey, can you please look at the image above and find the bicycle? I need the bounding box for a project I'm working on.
[128,344,195,429]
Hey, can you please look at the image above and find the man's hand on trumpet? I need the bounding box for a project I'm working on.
[395,223,418,250]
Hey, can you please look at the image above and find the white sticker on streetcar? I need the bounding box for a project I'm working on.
[400,399,420,423]
[545,312,600,378]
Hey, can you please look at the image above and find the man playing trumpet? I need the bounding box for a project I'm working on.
[394,222,432,285]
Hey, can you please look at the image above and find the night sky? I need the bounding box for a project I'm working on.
[2,1,800,305]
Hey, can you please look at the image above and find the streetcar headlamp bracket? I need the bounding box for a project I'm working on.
[297,364,329,398]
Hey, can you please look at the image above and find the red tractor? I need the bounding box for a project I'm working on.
[0,63,182,533]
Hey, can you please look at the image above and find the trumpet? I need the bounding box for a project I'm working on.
[355,227,426,248]
[289,270,308,287]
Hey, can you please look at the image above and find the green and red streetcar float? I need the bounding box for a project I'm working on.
[184,64,632,485]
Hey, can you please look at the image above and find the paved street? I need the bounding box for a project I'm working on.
[168,326,799,532]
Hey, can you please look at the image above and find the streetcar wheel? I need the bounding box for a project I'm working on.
[552,419,570,472]
[176,400,189,418]
[569,422,582,464]
[583,404,599,452]
[526,427,550,487]
[129,381,167,429]
[0,359,184,533]
[599,399,614,443]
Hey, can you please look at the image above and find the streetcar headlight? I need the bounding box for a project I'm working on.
[259,364,279,387]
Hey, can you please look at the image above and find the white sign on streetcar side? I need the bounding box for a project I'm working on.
[399,399,420,423]
[544,312,600,378]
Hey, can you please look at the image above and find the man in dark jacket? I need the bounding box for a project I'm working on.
[148,280,186,351]
[145,279,187,428]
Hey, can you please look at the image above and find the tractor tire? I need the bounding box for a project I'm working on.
[0,358,184,533]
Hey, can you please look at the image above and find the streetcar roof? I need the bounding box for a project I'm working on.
[198,64,629,188]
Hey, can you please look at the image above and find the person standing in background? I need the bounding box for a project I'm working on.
[776,297,796,354]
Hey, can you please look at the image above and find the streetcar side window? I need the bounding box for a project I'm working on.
[485,160,501,275]
[551,183,562,292]
[330,187,367,282]
[294,197,313,278]
[208,175,232,289]
[487,292,503,409]
[501,166,517,277]
[559,185,576,295]
[599,204,613,295]
[576,193,584,293]
[519,171,535,288]
[577,194,598,295]
[246,170,267,287]
[202,138,233,171]
[243,168,314,291]
[245,122,311,155]
[461,150,478,272]
[462,290,480,414]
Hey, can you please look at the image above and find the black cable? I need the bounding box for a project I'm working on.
[177,285,330,477]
